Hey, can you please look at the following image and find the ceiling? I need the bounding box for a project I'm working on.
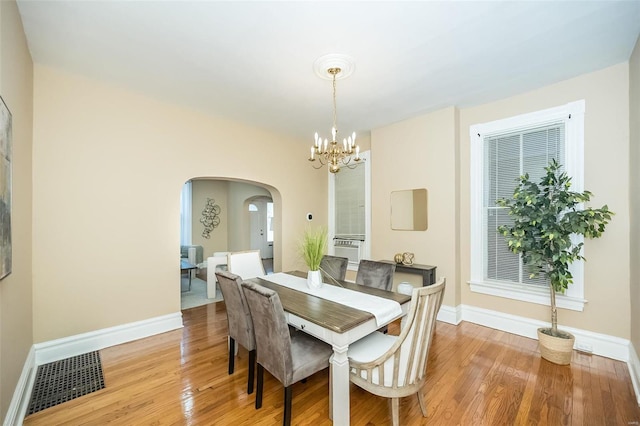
[15,1,640,142]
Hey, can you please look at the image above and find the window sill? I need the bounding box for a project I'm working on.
[468,280,586,312]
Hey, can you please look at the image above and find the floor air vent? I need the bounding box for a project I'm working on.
[27,351,105,415]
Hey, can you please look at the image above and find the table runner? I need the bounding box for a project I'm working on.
[261,272,402,327]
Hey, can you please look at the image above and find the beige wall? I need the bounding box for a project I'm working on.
[371,106,459,306]
[31,65,326,342]
[227,181,272,252]
[0,0,34,419]
[630,35,640,353]
[459,63,630,338]
[190,179,229,258]
[190,179,272,258]
[372,63,631,339]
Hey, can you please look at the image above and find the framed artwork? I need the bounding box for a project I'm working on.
[0,96,12,279]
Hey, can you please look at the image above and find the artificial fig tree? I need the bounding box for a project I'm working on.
[497,159,613,338]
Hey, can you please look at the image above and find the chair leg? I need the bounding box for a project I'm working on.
[247,349,256,394]
[416,392,427,417]
[283,386,292,426]
[228,337,235,375]
[391,397,400,426]
[255,364,264,409]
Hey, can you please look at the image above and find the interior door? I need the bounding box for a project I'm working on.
[249,199,273,258]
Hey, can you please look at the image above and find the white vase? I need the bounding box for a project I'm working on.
[307,270,323,289]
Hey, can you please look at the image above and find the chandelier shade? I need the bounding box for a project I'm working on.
[308,66,361,173]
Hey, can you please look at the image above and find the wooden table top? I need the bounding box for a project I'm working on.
[251,271,411,334]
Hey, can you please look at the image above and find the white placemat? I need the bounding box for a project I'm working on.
[262,272,402,327]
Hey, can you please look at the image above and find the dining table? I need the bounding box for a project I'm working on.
[248,271,411,425]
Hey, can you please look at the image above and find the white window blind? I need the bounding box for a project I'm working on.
[334,162,365,236]
[469,100,586,311]
[485,124,565,287]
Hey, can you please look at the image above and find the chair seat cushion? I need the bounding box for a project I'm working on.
[348,332,403,387]
[348,331,397,363]
[290,332,333,385]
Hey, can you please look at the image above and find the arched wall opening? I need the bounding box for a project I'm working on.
[182,177,282,273]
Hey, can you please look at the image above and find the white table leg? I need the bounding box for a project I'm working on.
[330,344,350,425]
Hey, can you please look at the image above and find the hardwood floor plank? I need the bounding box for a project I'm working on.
[22,303,640,425]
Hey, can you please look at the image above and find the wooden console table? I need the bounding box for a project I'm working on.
[379,260,437,287]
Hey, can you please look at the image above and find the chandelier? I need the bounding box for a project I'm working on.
[308,66,361,173]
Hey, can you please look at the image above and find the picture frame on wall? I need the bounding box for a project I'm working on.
[0,96,12,280]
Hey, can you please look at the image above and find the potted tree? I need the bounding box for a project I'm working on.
[497,159,613,365]
[300,226,328,289]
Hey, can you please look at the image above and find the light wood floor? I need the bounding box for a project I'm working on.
[23,301,640,425]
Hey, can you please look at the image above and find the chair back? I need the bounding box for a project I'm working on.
[355,260,396,291]
[241,281,294,385]
[216,271,255,351]
[227,250,266,280]
[319,255,349,282]
[351,278,446,392]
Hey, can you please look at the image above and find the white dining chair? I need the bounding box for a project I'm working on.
[347,278,446,426]
[206,251,230,298]
[227,250,266,280]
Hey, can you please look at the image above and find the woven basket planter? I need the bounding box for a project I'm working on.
[537,328,575,365]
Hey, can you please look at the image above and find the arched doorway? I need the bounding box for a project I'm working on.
[179,178,280,308]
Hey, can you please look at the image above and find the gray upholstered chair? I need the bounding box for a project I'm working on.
[241,280,333,426]
[215,271,256,395]
[356,259,396,291]
[319,255,349,282]
[347,278,446,426]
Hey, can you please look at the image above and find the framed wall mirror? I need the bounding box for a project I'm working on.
[390,188,428,231]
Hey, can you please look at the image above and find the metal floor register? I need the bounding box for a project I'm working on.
[27,351,105,415]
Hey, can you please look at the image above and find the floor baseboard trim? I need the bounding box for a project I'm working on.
[458,304,630,362]
[5,312,183,426]
[629,343,640,406]
[437,304,462,325]
[3,346,36,426]
[34,312,183,365]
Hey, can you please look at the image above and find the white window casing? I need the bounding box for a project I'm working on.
[469,100,587,311]
[328,151,371,270]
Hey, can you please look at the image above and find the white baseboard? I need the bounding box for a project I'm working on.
[3,347,36,426]
[437,304,462,325]
[629,343,640,406]
[438,303,637,402]
[34,312,183,365]
[4,312,183,426]
[437,303,630,362]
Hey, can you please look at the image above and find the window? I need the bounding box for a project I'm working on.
[328,151,371,269]
[180,180,192,246]
[334,161,365,237]
[469,101,586,311]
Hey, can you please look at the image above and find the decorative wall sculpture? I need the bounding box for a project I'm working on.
[200,198,221,239]
[0,97,12,280]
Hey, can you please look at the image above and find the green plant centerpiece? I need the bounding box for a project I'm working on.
[497,159,613,364]
[300,226,328,289]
